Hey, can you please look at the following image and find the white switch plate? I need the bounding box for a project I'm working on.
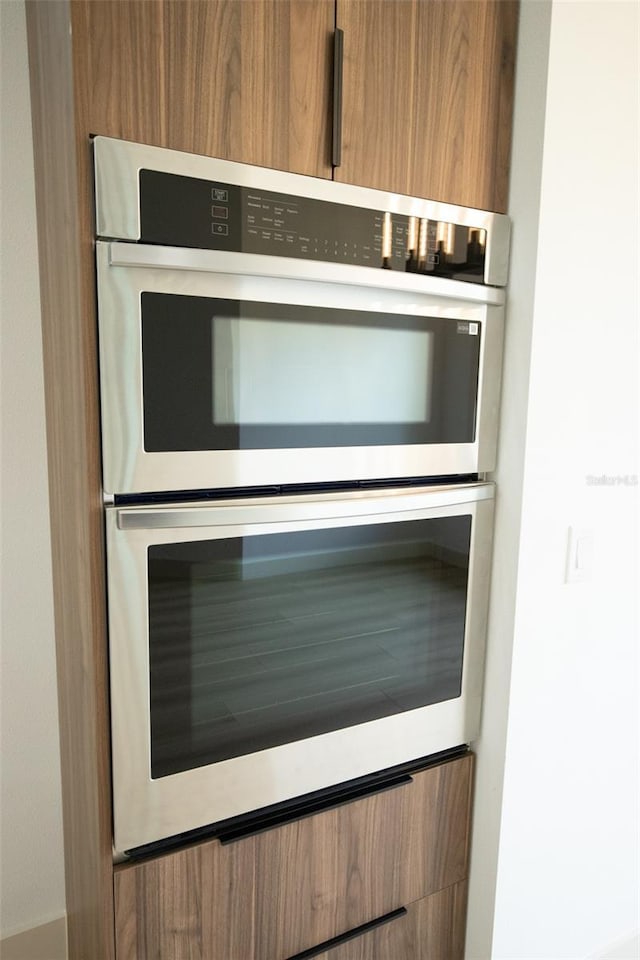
[565,526,593,583]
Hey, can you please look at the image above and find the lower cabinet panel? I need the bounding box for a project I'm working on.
[114,754,473,960]
[298,882,468,960]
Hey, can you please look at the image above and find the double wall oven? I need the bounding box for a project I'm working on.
[94,137,508,856]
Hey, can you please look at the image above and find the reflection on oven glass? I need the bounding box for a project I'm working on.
[148,516,471,779]
[213,316,433,426]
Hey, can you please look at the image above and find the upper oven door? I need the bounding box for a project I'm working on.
[97,241,504,496]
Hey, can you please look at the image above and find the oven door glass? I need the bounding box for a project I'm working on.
[141,294,480,452]
[148,513,471,779]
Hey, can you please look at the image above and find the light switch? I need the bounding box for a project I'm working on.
[565,526,593,583]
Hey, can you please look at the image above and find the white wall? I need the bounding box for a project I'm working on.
[0,0,67,941]
[472,1,639,957]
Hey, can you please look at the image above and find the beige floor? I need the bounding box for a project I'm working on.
[0,917,67,960]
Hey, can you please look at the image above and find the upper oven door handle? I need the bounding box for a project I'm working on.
[115,483,495,531]
[105,241,506,307]
[109,240,228,271]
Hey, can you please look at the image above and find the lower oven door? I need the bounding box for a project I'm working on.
[106,482,494,855]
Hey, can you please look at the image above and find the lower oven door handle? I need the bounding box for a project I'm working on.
[115,482,494,530]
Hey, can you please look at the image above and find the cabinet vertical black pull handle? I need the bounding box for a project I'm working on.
[287,907,408,960]
[332,28,344,168]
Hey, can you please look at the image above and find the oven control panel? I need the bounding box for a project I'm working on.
[139,169,487,282]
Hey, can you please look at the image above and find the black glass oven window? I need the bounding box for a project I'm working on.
[148,515,471,779]
[141,294,480,451]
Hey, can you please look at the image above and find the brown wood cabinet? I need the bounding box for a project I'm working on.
[336,0,519,211]
[309,884,468,960]
[114,755,473,960]
[72,0,335,178]
[25,1,511,957]
[71,0,517,204]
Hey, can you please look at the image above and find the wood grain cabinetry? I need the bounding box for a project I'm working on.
[71,0,517,204]
[336,0,519,211]
[72,0,335,178]
[308,883,468,960]
[25,2,504,957]
[410,0,519,212]
[114,754,473,960]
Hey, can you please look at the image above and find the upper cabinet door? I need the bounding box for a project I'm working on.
[72,0,335,179]
[409,0,519,212]
[71,0,516,203]
[332,0,421,198]
[335,0,519,212]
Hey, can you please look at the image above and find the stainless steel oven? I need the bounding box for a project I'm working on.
[94,138,506,857]
[107,481,494,855]
[94,137,508,497]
